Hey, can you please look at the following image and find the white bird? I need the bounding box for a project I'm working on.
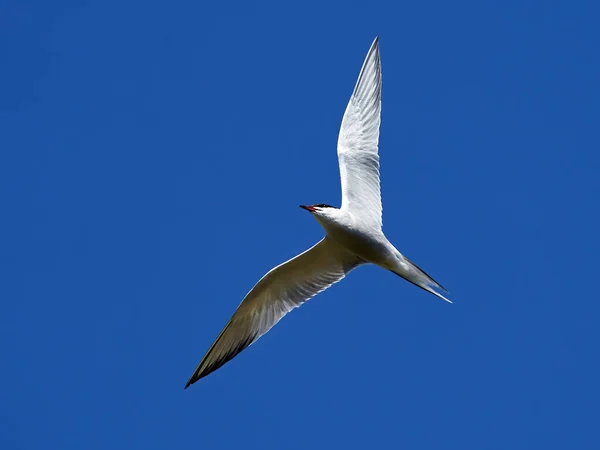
[185,37,449,388]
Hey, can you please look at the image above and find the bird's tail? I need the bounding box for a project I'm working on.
[392,256,451,303]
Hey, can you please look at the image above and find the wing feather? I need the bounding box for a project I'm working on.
[337,37,383,228]
[185,238,362,387]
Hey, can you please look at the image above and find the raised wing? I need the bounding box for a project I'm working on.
[185,238,363,387]
[337,37,383,229]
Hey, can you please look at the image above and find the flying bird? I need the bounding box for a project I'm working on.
[185,37,449,388]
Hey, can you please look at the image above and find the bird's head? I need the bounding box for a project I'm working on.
[299,203,339,220]
[299,203,335,213]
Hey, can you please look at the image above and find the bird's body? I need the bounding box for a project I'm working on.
[312,208,447,296]
[185,37,450,388]
[313,208,395,269]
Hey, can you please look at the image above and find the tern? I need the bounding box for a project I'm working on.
[185,37,449,388]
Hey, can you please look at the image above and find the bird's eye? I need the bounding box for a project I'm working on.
[314,203,333,208]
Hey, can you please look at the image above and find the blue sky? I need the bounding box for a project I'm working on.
[2,0,599,448]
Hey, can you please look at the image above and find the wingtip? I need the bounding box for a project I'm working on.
[370,36,379,52]
[184,375,196,389]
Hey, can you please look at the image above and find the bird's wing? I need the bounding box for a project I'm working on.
[337,37,383,229]
[185,237,363,387]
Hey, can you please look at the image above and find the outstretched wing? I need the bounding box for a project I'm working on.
[185,238,363,387]
[337,37,383,229]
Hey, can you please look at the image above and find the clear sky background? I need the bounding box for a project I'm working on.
[2,0,599,449]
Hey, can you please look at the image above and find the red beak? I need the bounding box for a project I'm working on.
[299,205,316,212]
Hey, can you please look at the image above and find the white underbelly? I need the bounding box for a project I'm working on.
[326,226,396,268]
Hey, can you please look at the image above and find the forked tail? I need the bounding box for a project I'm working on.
[392,256,451,303]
